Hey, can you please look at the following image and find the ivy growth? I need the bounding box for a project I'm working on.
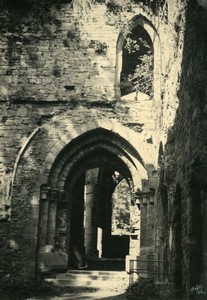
[104,0,154,98]
[123,41,153,97]
[121,28,154,98]
[127,277,159,299]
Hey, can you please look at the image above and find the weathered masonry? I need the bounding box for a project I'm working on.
[0,0,207,299]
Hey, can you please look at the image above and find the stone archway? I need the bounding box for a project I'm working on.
[8,117,156,277]
[37,127,147,272]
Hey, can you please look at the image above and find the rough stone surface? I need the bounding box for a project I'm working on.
[1,1,206,299]
[155,1,207,298]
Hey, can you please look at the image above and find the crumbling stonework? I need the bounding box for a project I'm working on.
[155,1,207,298]
[2,0,206,299]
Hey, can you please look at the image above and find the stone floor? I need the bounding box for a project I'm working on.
[44,269,128,299]
[1,259,130,300]
[31,290,128,300]
[28,268,129,300]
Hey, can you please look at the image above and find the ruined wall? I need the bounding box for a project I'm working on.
[155,0,207,297]
[0,0,186,282]
[0,1,116,102]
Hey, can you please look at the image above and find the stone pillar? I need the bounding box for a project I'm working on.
[84,183,98,257]
[129,202,140,256]
[38,188,68,272]
[136,191,155,275]
[0,168,12,221]
[69,175,86,268]
[147,195,155,248]
[70,176,85,248]
[38,186,50,250]
[146,195,155,273]
[46,201,57,248]
[140,196,148,250]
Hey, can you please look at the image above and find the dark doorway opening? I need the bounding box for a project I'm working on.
[68,167,138,271]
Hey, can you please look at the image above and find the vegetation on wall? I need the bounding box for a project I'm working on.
[111,179,140,235]
[121,35,153,97]
[0,0,67,31]
[106,0,133,15]
[127,277,159,299]
[89,40,108,55]
[187,285,206,299]
[104,0,154,98]
[1,0,155,100]
[0,0,71,8]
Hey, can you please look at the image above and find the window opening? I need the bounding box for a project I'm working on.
[120,25,153,100]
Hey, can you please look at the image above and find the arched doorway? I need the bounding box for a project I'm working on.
[37,128,147,272]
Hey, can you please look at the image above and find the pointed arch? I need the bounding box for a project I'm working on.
[115,14,162,101]
[39,119,149,192]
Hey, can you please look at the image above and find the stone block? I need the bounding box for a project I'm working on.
[125,255,140,273]
[38,252,68,272]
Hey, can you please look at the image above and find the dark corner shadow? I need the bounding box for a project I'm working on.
[102,293,129,300]
[100,292,128,300]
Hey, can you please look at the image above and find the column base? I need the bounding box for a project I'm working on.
[70,246,87,269]
[86,249,99,259]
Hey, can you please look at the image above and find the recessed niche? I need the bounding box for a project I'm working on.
[64,85,75,91]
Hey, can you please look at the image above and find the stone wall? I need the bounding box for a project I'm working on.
[0,0,188,287]
[155,0,207,297]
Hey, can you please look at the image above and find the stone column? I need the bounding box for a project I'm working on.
[146,195,155,273]
[84,183,98,257]
[38,186,50,250]
[140,196,148,250]
[70,176,85,248]
[69,175,86,268]
[129,202,140,256]
[46,191,58,248]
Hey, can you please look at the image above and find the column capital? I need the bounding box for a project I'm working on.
[134,190,155,205]
[40,186,65,202]
[40,185,50,200]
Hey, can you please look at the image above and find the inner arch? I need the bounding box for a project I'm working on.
[48,127,147,190]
